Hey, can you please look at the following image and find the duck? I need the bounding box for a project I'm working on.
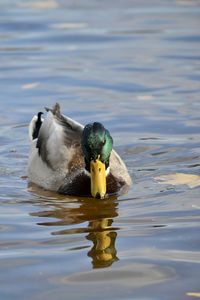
[28,103,132,199]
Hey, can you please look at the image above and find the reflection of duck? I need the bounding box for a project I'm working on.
[30,189,119,268]
[87,219,119,268]
[28,103,131,199]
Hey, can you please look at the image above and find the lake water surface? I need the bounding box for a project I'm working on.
[0,1,200,299]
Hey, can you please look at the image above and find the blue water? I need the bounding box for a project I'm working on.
[0,1,200,300]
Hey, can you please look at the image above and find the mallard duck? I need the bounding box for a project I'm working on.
[28,103,132,199]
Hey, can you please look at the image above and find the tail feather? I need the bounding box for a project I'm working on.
[28,112,43,141]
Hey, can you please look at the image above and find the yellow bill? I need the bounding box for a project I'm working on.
[90,159,106,199]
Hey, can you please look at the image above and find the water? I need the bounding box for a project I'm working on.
[0,0,200,299]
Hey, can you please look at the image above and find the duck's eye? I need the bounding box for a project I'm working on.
[102,139,106,145]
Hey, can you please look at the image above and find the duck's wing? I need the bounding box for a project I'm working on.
[110,150,132,187]
[36,103,84,170]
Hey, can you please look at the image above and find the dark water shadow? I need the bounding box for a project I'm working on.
[28,184,119,268]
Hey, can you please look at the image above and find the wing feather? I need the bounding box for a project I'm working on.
[36,103,83,170]
[110,150,132,186]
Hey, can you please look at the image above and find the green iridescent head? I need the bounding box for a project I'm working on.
[81,122,113,199]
